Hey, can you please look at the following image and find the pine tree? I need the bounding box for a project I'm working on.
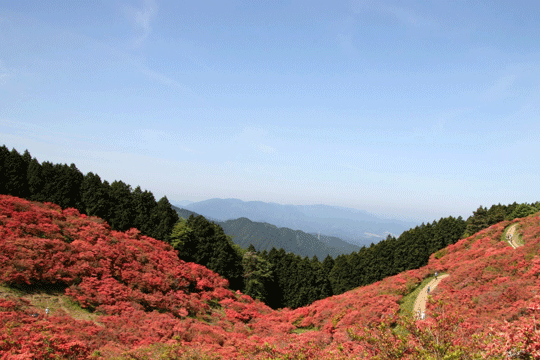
[0,145,10,194]
[311,255,332,301]
[507,203,538,220]
[58,163,84,210]
[80,172,110,219]
[262,247,285,309]
[132,186,158,236]
[170,215,243,291]
[329,254,354,295]
[3,148,30,198]
[151,196,179,241]
[27,157,43,201]
[464,206,489,237]
[108,180,135,231]
[242,249,273,302]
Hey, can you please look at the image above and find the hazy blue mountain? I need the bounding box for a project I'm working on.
[172,206,360,258]
[172,206,200,220]
[216,217,360,259]
[184,198,418,246]
[171,205,220,223]
[173,200,194,207]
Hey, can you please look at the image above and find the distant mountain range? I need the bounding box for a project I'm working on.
[172,206,360,259]
[173,200,194,207]
[181,198,418,246]
[217,217,360,259]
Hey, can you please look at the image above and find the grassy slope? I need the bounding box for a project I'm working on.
[0,284,99,323]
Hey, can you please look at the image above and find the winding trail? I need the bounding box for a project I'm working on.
[412,224,522,319]
[0,286,101,325]
[506,224,521,249]
[413,274,449,318]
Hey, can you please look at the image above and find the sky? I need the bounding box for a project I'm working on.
[1,0,539,223]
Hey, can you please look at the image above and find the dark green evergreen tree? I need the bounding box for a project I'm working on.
[169,215,243,291]
[274,252,300,308]
[242,249,273,302]
[487,204,506,225]
[27,157,44,201]
[0,145,10,195]
[132,186,158,236]
[329,254,353,295]
[3,148,30,198]
[310,255,332,301]
[507,203,538,220]
[464,206,489,237]
[57,163,84,209]
[151,196,179,241]
[108,180,135,231]
[261,247,285,309]
[80,172,110,219]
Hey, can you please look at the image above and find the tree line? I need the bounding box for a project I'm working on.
[2,144,538,310]
[172,213,468,309]
[0,146,179,242]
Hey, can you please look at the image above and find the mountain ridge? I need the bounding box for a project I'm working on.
[184,198,417,246]
[171,205,360,259]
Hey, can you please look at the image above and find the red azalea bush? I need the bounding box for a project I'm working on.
[0,195,266,357]
[0,298,93,358]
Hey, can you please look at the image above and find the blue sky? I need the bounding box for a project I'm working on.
[1,0,539,222]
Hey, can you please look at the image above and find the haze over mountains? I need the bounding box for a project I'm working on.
[179,198,418,246]
[172,206,361,259]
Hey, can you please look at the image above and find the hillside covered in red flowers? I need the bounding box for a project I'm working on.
[1,194,540,359]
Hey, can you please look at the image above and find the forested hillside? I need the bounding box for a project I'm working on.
[0,146,179,242]
[2,194,540,358]
[217,217,360,258]
[2,144,539,311]
[173,206,360,259]
[171,206,202,220]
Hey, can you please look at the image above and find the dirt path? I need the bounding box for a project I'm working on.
[413,274,449,319]
[506,224,520,249]
[0,286,101,325]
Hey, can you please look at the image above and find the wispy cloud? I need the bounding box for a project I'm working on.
[476,61,540,104]
[340,1,438,55]
[124,0,158,46]
[379,4,437,28]
[128,56,203,100]
[0,119,96,141]
[480,74,517,102]
[0,60,14,84]
[237,127,277,155]
[256,143,276,154]
[350,0,437,28]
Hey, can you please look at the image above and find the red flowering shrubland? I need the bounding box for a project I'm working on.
[0,195,266,357]
[0,298,93,358]
[2,194,540,359]
[0,196,236,319]
[427,215,540,325]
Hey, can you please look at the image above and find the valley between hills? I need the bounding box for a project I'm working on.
[2,146,540,358]
[1,194,540,359]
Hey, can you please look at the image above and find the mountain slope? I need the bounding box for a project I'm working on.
[184,198,417,245]
[172,206,360,259]
[171,205,202,220]
[217,217,360,258]
[1,194,539,359]
[0,195,274,358]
